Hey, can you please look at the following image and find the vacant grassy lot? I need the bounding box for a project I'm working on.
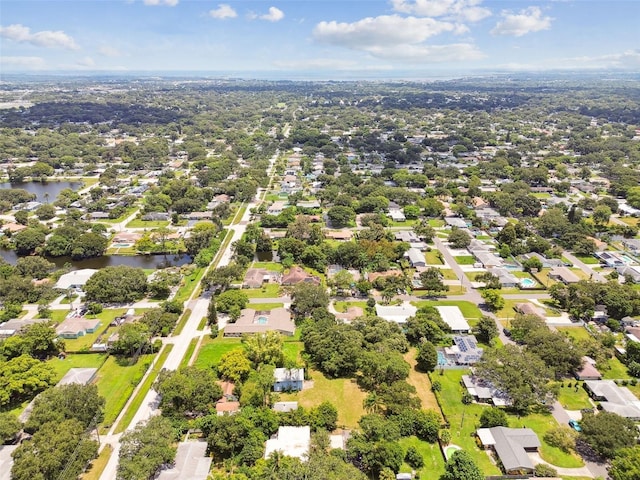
[244,283,282,298]
[279,368,366,429]
[404,349,441,414]
[194,336,243,369]
[398,436,446,479]
[438,269,459,280]
[454,256,476,265]
[413,300,482,320]
[555,382,593,410]
[96,354,154,433]
[283,341,304,364]
[334,301,368,312]
[425,251,444,265]
[114,345,173,433]
[574,254,599,265]
[556,326,593,342]
[48,353,108,383]
[249,302,284,311]
[252,262,284,272]
[602,356,632,380]
[428,219,445,227]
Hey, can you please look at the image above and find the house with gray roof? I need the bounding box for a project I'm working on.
[477,427,541,474]
[157,441,212,480]
[584,380,640,420]
[224,308,295,337]
[406,248,426,267]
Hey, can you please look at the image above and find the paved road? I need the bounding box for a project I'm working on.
[99,151,281,480]
[562,251,607,283]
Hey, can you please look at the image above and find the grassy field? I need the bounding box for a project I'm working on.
[80,444,112,480]
[172,267,204,306]
[573,254,599,265]
[404,349,442,415]
[283,341,304,364]
[252,262,284,272]
[249,302,285,311]
[244,283,282,298]
[453,256,476,265]
[428,219,445,227]
[96,354,155,433]
[194,336,243,369]
[48,353,108,382]
[279,368,366,429]
[556,326,593,342]
[413,300,482,320]
[180,338,199,369]
[602,356,632,379]
[125,218,170,228]
[113,345,173,434]
[334,301,368,312]
[398,436,446,479]
[425,251,444,265]
[438,269,459,281]
[555,382,593,410]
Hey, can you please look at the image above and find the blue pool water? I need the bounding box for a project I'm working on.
[437,351,446,365]
[520,278,536,288]
[256,316,268,325]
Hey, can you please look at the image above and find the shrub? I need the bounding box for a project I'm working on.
[543,426,577,453]
[534,464,558,477]
[405,446,424,469]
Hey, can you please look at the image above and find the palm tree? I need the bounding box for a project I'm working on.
[363,392,384,415]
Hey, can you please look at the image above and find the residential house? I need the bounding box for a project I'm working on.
[267,201,288,215]
[273,368,304,392]
[444,336,484,365]
[324,230,353,241]
[584,380,640,420]
[56,318,101,339]
[406,248,426,268]
[445,217,469,228]
[477,427,541,474]
[224,308,295,337]
[435,306,471,333]
[617,265,640,283]
[57,368,98,386]
[622,238,640,254]
[388,208,406,222]
[514,303,544,319]
[187,211,213,220]
[367,270,404,284]
[142,212,170,221]
[0,318,40,338]
[574,356,602,381]
[375,302,418,325]
[55,269,98,290]
[461,375,511,406]
[549,267,580,284]
[491,267,519,288]
[281,266,320,286]
[243,268,273,289]
[470,249,503,269]
[264,426,310,461]
[394,231,427,250]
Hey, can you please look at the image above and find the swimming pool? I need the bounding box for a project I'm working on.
[520,278,536,288]
[255,316,268,325]
[437,351,447,365]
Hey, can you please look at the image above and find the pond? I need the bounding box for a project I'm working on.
[0,249,192,270]
[0,181,83,202]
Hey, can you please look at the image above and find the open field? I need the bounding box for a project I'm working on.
[194,336,243,369]
[453,256,476,265]
[252,262,284,272]
[125,218,170,228]
[425,251,444,265]
[404,349,441,414]
[555,382,593,410]
[279,368,366,429]
[248,302,284,311]
[114,345,173,433]
[398,436,446,479]
[96,354,155,433]
[413,300,482,320]
[244,283,282,298]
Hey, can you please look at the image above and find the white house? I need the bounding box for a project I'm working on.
[435,306,471,333]
[375,302,418,324]
[55,269,98,290]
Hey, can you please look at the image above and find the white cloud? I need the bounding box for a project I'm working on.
[570,49,640,69]
[209,4,237,19]
[491,6,552,37]
[0,56,45,69]
[98,45,121,57]
[313,15,482,63]
[391,0,491,22]
[143,0,179,6]
[273,58,393,71]
[0,24,79,50]
[260,6,284,22]
[314,15,464,49]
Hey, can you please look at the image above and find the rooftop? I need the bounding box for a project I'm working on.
[264,426,311,461]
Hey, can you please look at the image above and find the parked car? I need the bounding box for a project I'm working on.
[568,420,582,432]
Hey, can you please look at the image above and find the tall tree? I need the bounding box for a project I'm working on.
[118,416,176,480]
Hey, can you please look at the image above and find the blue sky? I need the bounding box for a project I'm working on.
[1,0,639,76]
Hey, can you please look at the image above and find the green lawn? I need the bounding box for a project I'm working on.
[438,269,459,281]
[48,353,108,382]
[453,256,476,265]
[573,254,599,265]
[428,219,445,227]
[279,368,366,429]
[194,336,243,369]
[556,327,593,342]
[244,283,282,298]
[248,302,284,311]
[252,262,284,272]
[283,341,304,364]
[172,267,204,305]
[334,301,368,312]
[95,354,155,433]
[425,251,444,265]
[125,219,170,228]
[413,300,482,320]
[555,382,593,410]
[80,444,112,480]
[180,338,199,369]
[602,356,632,380]
[113,345,173,434]
[398,436,446,480]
